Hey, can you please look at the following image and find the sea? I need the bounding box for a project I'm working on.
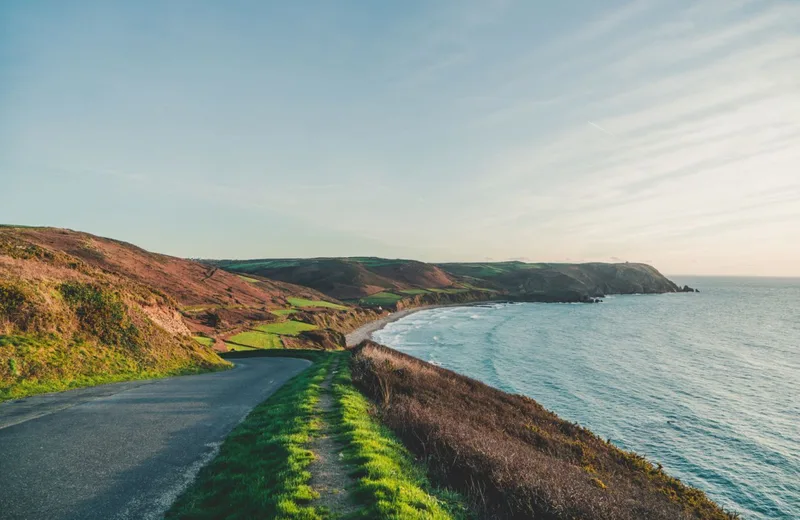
[373,277,799,519]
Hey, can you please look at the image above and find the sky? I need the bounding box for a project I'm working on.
[1,0,799,276]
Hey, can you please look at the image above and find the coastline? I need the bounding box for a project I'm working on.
[345,306,433,347]
[345,301,501,347]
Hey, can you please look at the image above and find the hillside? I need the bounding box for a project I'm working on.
[0,228,345,335]
[0,227,373,399]
[439,261,690,301]
[217,257,692,307]
[213,257,464,301]
[0,227,229,400]
[352,341,736,520]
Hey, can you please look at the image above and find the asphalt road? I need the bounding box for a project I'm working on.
[0,357,311,520]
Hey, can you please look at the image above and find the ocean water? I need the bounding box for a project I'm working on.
[373,277,800,519]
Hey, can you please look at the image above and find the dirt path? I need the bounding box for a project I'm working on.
[309,359,357,517]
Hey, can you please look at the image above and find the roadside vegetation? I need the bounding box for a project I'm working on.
[168,351,471,519]
[351,341,739,520]
[0,276,227,402]
[331,361,471,519]
[167,353,331,519]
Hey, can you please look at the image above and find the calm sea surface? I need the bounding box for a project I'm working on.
[373,277,799,519]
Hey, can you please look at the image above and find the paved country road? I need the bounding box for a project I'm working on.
[0,357,311,520]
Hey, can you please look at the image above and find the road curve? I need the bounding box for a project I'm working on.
[0,357,311,520]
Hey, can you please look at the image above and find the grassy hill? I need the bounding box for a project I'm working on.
[439,261,685,300]
[0,227,372,399]
[213,257,461,301]
[0,227,230,400]
[216,256,689,307]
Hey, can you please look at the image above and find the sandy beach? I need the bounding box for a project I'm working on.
[345,306,434,347]
[345,301,501,347]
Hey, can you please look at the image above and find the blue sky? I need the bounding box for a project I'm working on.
[2,0,798,275]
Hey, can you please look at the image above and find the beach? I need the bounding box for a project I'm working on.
[345,307,433,347]
[345,301,502,347]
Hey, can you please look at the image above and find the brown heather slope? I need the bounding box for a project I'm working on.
[214,257,461,300]
[0,227,229,400]
[2,227,340,334]
[352,342,737,520]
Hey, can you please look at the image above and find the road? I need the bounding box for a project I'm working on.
[0,357,311,520]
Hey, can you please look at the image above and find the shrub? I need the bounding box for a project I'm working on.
[58,282,141,349]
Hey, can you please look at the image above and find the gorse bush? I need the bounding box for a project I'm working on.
[0,282,36,332]
[58,282,141,349]
[0,283,26,316]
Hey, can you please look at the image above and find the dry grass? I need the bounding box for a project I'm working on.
[351,341,739,520]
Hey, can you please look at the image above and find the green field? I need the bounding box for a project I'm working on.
[217,259,304,271]
[358,291,404,306]
[254,320,318,336]
[398,288,431,295]
[226,330,283,349]
[434,261,546,278]
[236,274,260,283]
[192,335,215,347]
[348,257,408,267]
[270,308,298,316]
[287,297,348,310]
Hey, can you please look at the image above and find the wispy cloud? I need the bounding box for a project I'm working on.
[587,121,617,137]
[4,0,798,273]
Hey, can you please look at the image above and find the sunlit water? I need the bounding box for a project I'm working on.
[373,277,799,519]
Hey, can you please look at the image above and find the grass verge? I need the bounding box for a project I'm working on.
[1,364,221,402]
[331,360,471,520]
[166,354,334,520]
[167,349,473,519]
[0,333,229,402]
